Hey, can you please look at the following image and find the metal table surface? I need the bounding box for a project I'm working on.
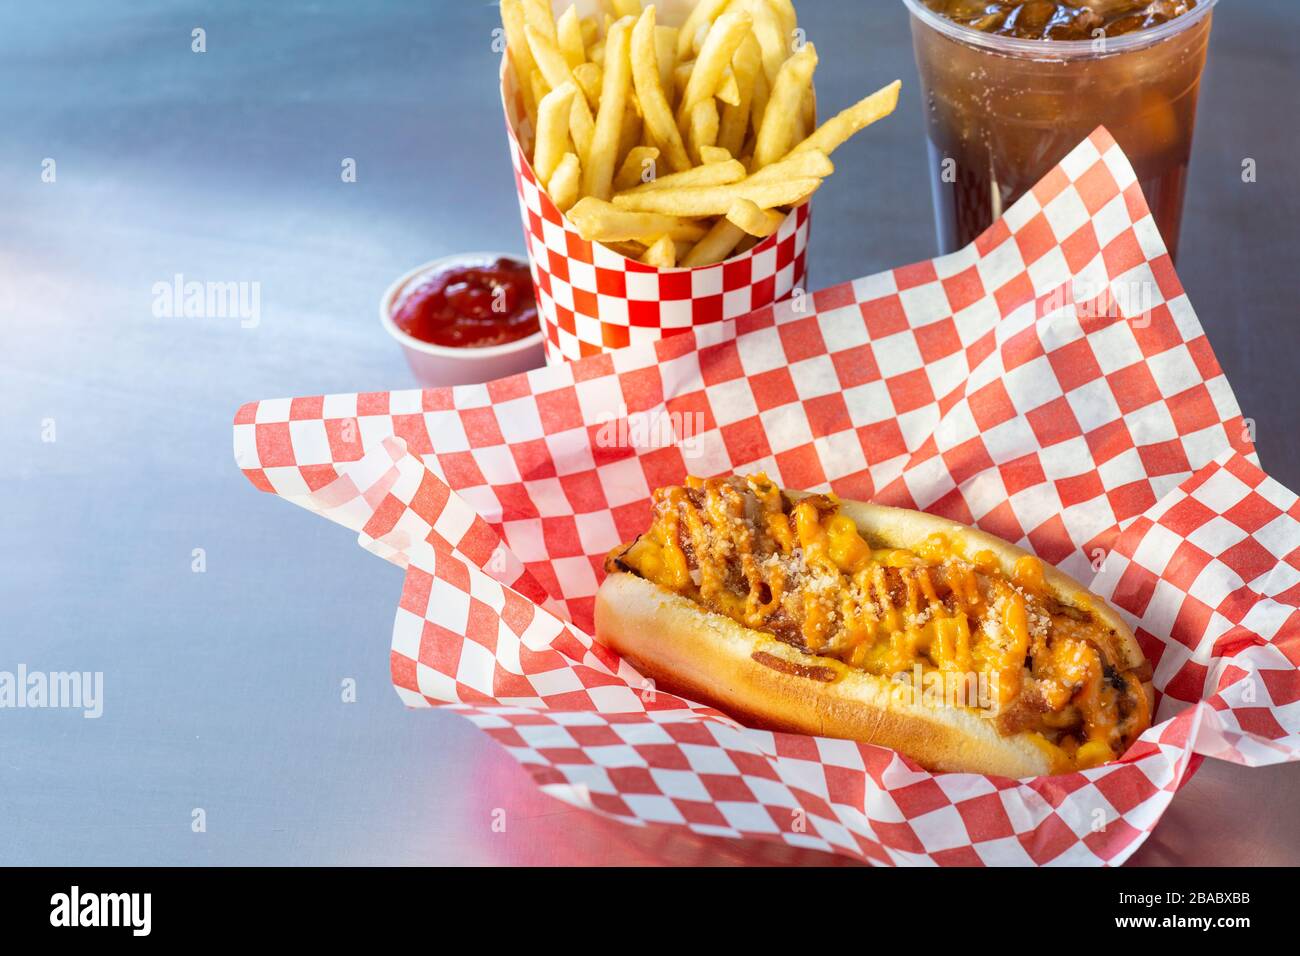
[2,1,1297,866]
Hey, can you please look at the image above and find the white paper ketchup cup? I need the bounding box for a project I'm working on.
[380,252,546,387]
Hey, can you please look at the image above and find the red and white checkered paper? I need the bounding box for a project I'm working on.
[235,129,1299,865]
[500,57,811,365]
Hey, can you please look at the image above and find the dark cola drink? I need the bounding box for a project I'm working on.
[905,0,1215,261]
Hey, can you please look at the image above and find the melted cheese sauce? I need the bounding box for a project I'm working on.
[609,474,1151,771]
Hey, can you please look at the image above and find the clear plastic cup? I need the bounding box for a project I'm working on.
[903,0,1217,262]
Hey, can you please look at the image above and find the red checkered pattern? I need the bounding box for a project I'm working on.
[1097,452,1300,760]
[499,57,811,365]
[234,129,1297,865]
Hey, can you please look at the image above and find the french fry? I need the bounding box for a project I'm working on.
[618,158,746,194]
[523,0,557,42]
[580,16,599,48]
[500,0,539,121]
[641,234,677,268]
[719,32,761,157]
[746,0,787,86]
[570,92,595,160]
[654,25,679,95]
[690,22,710,57]
[534,81,578,184]
[573,61,603,108]
[699,145,732,164]
[676,0,731,60]
[752,42,817,169]
[687,97,719,165]
[556,5,586,69]
[526,23,577,92]
[617,97,644,168]
[630,7,692,173]
[770,0,799,40]
[582,17,634,201]
[676,10,752,131]
[716,67,741,107]
[588,11,611,61]
[726,197,785,237]
[614,145,660,192]
[612,176,822,216]
[568,197,707,243]
[549,152,582,212]
[530,69,550,122]
[526,23,598,161]
[749,68,770,147]
[788,80,902,158]
[674,61,694,101]
[681,218,747,267]
[801,83,816,130]
[745,147,832,184]
[609,0,641,17]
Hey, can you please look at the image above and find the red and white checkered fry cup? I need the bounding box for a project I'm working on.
[499,56,812,364]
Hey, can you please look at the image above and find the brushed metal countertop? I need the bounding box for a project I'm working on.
[2,0,1296,865]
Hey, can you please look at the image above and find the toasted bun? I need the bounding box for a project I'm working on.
[594,495,1145,778]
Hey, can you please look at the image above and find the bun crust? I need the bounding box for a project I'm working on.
[596,572,1055,777]
[594,493,1145,778]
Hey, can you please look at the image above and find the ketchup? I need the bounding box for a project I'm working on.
[392,257,539,348]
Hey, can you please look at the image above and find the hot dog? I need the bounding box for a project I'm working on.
[595,473,1153,777]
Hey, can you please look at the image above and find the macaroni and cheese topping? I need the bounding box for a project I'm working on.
[606,474,1151,769]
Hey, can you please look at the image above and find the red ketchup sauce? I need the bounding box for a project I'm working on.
[392,257,539,348]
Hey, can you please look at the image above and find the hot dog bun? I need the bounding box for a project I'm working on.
[595,492,1148,778]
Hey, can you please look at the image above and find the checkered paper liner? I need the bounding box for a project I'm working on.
[235,129,1299,865]
[500,56,811,365]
